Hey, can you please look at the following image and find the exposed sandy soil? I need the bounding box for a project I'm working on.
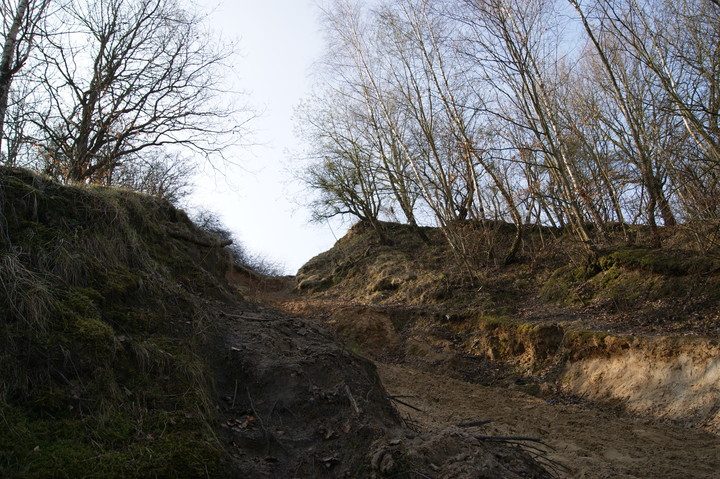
[232,259,720,479]
[257,278,720,479]
[211,298,554,478]
[377,362,720,479]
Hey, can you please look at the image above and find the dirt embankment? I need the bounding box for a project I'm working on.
[560,333,720,432]
[244,220,720,478]
[272,297,720,479]
[378,362,720,479]
[458,318,720,432]
[225,217,720,478]
[0,167,554,478]
[286,302,720,433]
[283,219,720,433]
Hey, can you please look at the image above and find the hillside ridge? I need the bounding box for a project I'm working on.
[271,218,720,477]
[0,167,552,478]
[281,219,720,432]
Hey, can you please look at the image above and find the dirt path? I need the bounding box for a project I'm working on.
[209,301,556,478]
[378,362,720,479]
[262,289,720,478]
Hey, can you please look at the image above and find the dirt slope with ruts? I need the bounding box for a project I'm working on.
[271,297,720,478]
[273,219,720,478]
[0,167,551,478]
[379,362,720,479]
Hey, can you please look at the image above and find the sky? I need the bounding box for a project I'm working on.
[190,0,348,275]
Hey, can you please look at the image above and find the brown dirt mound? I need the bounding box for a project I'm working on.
[210,300,554,478]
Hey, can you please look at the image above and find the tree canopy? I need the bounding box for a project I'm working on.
[0,0,252,197]
[297,0,720,259]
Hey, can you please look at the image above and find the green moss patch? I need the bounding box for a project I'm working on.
[0,167,236,477]
[599,247,718,276]
[539,247,719,311]
[0,404,226,479]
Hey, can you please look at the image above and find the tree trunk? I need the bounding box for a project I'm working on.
[0,0,30,159]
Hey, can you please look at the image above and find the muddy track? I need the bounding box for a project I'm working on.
[378,362,720,479]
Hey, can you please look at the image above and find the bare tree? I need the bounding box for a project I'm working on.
[110,150,194,203]
[385,0,526,262]
[592,1,719,179]
[34,0,247,184]
[558,54,634,229]
[0,0,50,252]
[457,0,602,252]
[0,0,50,161]
[305,0,720,258]
[321,0,478,259]
[297,88,388,242]
[568,0,677,248]
[366,94,426,239]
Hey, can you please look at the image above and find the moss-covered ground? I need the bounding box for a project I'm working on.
[0,167,235,478]
[295,219,720,337]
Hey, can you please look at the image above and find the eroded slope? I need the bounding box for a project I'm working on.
[0,168,551,478]
[280,219,720,477]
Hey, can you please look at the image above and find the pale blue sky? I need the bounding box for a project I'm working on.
[192,0,347,274]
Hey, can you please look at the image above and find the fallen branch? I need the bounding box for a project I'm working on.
[166,227,232,247]
[246,388,268,437]
[474,435,544,443]
[236,314,275,322]
[387,396,424,412]
[476,434,566,477]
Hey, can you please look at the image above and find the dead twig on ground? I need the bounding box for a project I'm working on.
[387,396,424,412]
[231,380,238,409]
[475,434,566,478]
[456,420,492,428]
[474,435,543,443]
[243,389,290,456]
[246,388,267,437]
[388,471,433,479]
[345,384,361,415]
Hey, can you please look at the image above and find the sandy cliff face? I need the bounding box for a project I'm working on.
[560,335,720,432]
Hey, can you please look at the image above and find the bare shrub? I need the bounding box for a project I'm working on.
[190,208,285,276]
